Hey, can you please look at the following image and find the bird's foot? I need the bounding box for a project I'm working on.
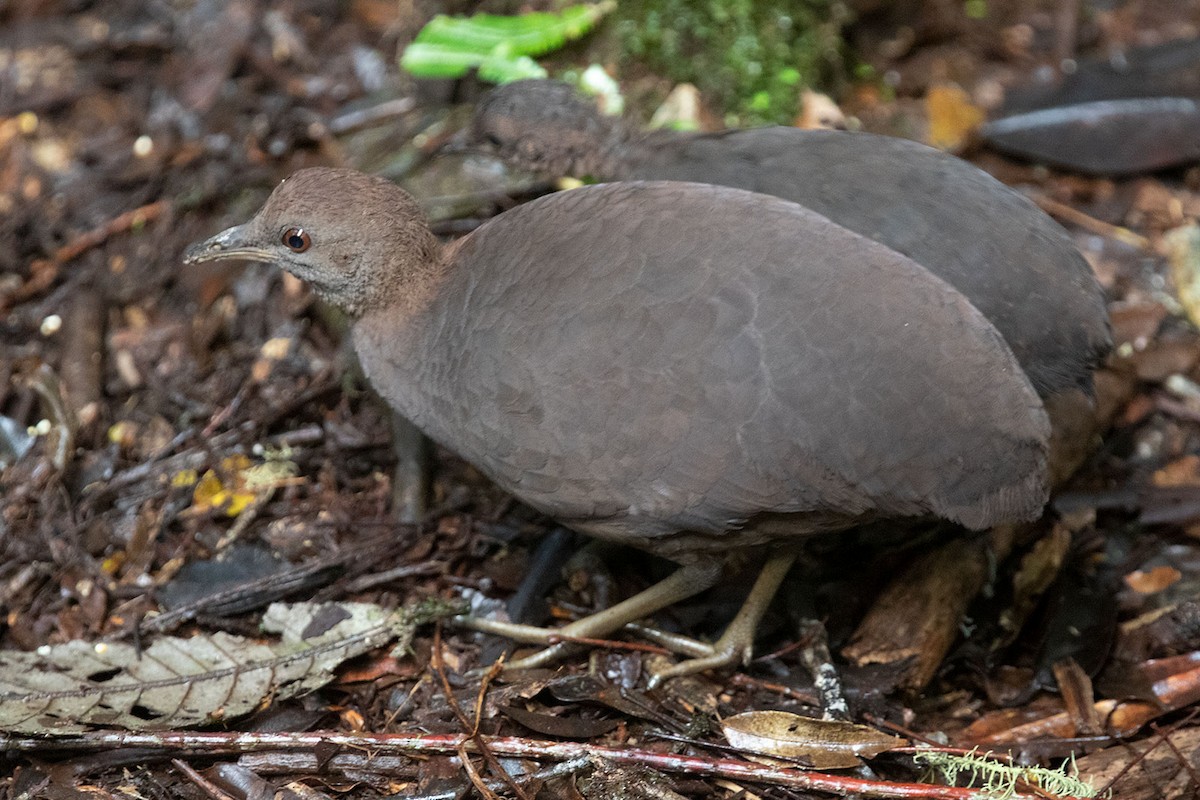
[455,562,724,673]
[645,629,754,689]
[647,550,799,688]
[457,553,798,688]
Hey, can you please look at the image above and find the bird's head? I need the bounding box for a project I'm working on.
[463,79,621,177]
[184,168,441,316]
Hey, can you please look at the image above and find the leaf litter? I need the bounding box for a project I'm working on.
[4,0,1200,797]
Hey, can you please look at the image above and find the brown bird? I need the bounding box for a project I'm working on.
[465,80,1112,479]
[186,168,1050,683]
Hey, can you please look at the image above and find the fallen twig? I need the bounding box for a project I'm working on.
[0,730,1072,799]
[3,200,170,309]
[1030,193,1152,252]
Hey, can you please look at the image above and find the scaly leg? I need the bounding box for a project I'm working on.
[390,412,429,523]
[647,551,798,687]
[457,561,723,671]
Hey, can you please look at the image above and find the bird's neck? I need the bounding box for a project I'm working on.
[537,118,638,180]
[349,241,464,441]
[585,124,639,178]
[350,306,432,430]
[619,128,692,173]
[350,226,448,319]
[351,230,465,354]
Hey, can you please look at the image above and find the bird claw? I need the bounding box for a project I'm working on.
[646,637,753,689]
[455,611,758,689]
[497,641,578,673]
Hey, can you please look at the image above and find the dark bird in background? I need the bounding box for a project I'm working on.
[463,79,1112,482]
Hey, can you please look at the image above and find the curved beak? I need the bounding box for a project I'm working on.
[183,224,275,265]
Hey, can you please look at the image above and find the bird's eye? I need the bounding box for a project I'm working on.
[282,228,311,253]
[484,132,503,147]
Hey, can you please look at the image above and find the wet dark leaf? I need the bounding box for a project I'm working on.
[499,703,620,738]
[982,98,1200,175]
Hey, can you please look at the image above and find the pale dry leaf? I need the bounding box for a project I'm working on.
[0,602,414,733]
[721,710,905,770]
[796,90,845,130]
[649,83,701,132]
[1167,223,1200,329]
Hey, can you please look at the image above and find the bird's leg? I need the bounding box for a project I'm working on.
[504,527,579,625]
[327,318,429,523]
[390,412,430,523]
[457,561,724,671]
[647,551,798,688]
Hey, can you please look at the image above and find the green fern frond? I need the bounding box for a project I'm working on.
[415,2,614,56]
[400,2,616,83]
[400,44,547,82]
[478,53,547,84]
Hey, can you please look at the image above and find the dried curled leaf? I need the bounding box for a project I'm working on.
[0,602,414,734]
[722,710,905,770]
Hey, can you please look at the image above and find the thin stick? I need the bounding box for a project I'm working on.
[51,200,169,265]
[2,730,1058,799]
[430,626,530,800]
[173,758,238,800]
[1030,193,1152,251]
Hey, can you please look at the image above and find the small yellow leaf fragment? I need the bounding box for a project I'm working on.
[189,452,297,516]
[222,488,257,517]
[192,469,227,508]
[107,420,139,448]
[172,468,199,488]
[925,82,984,152]
[193,457,255,516]
[223,454,253,473]
[722,710,905,770]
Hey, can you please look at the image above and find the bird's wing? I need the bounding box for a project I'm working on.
[420,181,1050,538]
